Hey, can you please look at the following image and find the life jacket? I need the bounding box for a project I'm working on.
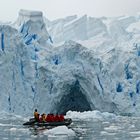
[46,114,51,122]
[54,115,60,122]
[59,115,64,122]
[46,114,55,122]
[50,114,55,122]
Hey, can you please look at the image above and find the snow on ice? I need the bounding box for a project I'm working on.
[0,9,140,116]
[43,126,76,140]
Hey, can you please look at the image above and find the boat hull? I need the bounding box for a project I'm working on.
[23,118,72,127]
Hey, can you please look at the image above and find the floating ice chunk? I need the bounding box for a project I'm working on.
[104,125,121,132]
[2,138,9,140]
[10,128,17,131]
[66,110,103,120]
[66,110,117,121]
[43,126,76,138]
[130,131,140,136]
[135,137,140,140]
[102,112,117,120]
[100,131,116,136]
[47,135,68,140]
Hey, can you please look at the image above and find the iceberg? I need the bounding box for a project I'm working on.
[0,9,140,116]
[43,126,76,139]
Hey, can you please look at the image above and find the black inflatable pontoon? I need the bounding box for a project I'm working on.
[23,118,72,127]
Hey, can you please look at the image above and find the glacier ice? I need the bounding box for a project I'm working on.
[0,9,140,116]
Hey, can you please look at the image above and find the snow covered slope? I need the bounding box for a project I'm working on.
[46,15,108,44]
[0,10,140,116]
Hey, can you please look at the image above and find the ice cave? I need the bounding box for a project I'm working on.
[54,80,92,114]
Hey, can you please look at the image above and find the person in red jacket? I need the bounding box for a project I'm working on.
[59,115,64,122]
[54,114,60,122]
[50,114,55,122]
[46,114,54,122]
[46,114,51,122]
[39,115,43,122]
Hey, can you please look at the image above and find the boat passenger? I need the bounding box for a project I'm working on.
[54,114,60,122]
[50,114,55,122]
[59,114,64,122]
[46,114,51,122]
[46,114,54,122]
[34,109,39,122]
[39,115,43,122]
[42,113,47,122]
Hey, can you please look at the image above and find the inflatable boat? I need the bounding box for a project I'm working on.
[23,118,72,127]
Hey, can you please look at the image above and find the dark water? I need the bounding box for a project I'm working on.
[1,115,140,140]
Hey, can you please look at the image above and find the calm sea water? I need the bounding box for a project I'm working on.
[1,115,140,140]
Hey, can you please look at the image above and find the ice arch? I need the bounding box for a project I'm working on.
[54,80,92,114]
[49,75,119,115]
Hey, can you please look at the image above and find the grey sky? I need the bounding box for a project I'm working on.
[0,0,140,21]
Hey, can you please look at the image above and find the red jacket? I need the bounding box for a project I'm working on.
[59,115,64,121]
[54,115,60,122]
[46,114,54,122]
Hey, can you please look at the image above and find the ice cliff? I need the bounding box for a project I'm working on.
[0,10,140,116]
